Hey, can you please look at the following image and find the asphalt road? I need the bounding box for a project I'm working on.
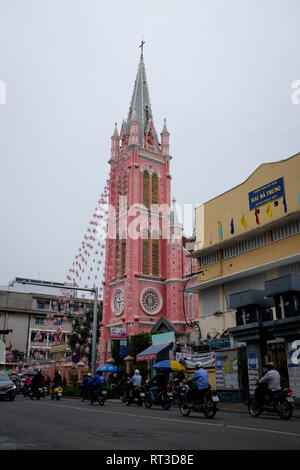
[1,395,300,450]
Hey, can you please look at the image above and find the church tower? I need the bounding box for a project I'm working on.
[99,47,198,362]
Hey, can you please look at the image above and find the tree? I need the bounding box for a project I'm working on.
[69,301,102,366]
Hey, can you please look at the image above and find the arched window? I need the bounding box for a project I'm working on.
[143,171,150,209]
[152,230,159,277]
[115,234,120,276]
[152,173,158,206]
[121,235,126,276]
[142,229,150,275]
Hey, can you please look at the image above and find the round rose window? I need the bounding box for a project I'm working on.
[140,288,163,315]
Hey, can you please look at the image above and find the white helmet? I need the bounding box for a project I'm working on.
[195,362,202,368]
[135,369,140,374]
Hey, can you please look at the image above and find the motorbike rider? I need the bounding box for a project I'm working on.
[148,368,168,401]
[127,369,142,404]
[81,373,92,402]
[257,362,281,406]
[187,361,209,406]
[31,369,44,395]
[51,370,63,394]
[89,370,107,401]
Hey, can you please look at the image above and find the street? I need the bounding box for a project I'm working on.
[1,395,300,450]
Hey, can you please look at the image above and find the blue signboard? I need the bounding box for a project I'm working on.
[248,177,285,211]
[119,346,127,358]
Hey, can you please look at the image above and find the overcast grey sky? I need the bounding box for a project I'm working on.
[0,0,300,285]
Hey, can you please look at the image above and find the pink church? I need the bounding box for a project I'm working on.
[99,48,199,362]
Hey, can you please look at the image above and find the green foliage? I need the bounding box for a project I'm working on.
[69,301,102,366]
[63,385,82,397]
[11,349,25,362]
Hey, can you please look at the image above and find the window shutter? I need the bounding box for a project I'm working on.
[152,173,158,206]
[142,229,150,274]
[152,231,159,276]
[143,171,150,209]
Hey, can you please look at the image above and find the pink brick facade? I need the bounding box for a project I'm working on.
[99,52,199,362]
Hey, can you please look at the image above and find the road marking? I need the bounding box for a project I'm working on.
[37,401,300,439]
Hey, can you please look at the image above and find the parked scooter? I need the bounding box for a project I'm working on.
[127,386,145,406]
[50,386,63,401]
[144,383,172,410]
[248,382,294,420]
[179,383,219,418]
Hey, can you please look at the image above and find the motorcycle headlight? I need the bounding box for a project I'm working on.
[9,385,16,390]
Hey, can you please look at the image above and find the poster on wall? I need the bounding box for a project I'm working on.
[247,353,259,394]
[287,345,300,398]
[214,350,239,390]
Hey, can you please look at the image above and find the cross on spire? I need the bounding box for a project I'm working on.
[139,39,145,58]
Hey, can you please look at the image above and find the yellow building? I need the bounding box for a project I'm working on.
[187,153,300,399]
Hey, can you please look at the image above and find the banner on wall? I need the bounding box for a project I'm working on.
[175,351,215,369]
[248,177,285,211]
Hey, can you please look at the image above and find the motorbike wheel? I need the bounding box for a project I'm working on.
[9,395,15,401]
[248,398,261,417]
[179,402,191,417]
[144,396,152,408]
[162,399,171,410]
[56,396,60,400]
[278,401,293,420]
[138,400,143,407]
[203,398,217,418]
[98,397,105,406]
[51,395,54,400]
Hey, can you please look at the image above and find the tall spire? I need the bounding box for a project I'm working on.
[126,44,159,150]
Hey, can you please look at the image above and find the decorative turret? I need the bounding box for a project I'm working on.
[111,122,120,159]
[161,118,170,156]
[169,196,183,244]
[129,107,139,145]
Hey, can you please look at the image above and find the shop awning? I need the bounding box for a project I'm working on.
[136,342,173,362]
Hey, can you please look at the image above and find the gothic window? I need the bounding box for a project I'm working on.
[142,229,150,275]
[143,171,150,209]
[121,236,126,275]
[115,234,120,276]
[152,230,159,277]
[152,173,158,206]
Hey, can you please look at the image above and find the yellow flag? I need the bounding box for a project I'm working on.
[266,201,272,217]
[240,213,247,230]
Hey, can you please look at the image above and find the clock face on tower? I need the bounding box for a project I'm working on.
[111,288,125,316]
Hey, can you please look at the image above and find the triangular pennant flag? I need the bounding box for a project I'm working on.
[241,213,247,230]
[230,218,234,234]
[255,208,260,225]
[283,193,287,213]
[266,201,272,217]
[219,223,223,240]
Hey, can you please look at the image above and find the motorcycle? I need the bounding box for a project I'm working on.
[29,386,44,400]
[50,386,63,401]
[179,383,219,418]
[89,387,107,406]
[127,386,145,406]
[170,380,188,405]
[144,383,172,410]
[248,382,294,420]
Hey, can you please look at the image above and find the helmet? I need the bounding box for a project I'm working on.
[135,369,140,374]
[267,362,275,370]
[37,369,42,373]
[195,362,202,369]
[87,373,92,376]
